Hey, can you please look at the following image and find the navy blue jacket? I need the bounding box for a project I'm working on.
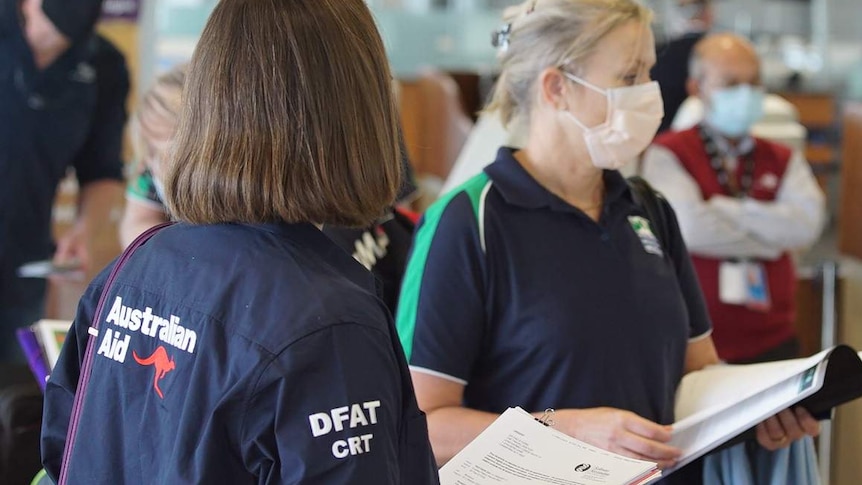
[42,223,439,484]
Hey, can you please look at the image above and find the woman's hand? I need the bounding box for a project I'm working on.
[756,407,820,451]
[554,408,682,469]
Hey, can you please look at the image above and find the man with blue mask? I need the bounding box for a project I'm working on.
[641,33,826,366]
[642,37,825,480]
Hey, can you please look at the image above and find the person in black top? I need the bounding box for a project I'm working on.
[651,0,714,133]
[0,0,128,363]
[41,0,438,483]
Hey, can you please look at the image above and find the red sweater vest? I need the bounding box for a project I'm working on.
[654,128,796,362]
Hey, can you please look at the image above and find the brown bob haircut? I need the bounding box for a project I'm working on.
[165,0,401,227]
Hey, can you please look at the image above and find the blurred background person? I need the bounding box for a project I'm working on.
[120,65,186,246]
[642,31,826,482]
[0,0,127,363]
[651,0,714,134]
[643,33,826,366]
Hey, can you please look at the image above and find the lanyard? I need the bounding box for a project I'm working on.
[697,125,756,198]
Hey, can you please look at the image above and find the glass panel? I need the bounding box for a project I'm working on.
[147,0,517,78]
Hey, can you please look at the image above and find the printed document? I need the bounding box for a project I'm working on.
[440,407,660,485]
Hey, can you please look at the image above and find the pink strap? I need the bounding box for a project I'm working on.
[58,222,174,484]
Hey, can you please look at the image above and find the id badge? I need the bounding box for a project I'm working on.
[745,262,771,311]
[719,261,747,305]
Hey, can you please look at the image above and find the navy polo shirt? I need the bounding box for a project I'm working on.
[0,3,127,302]
[42,223,438,484]
[397,147,711,425]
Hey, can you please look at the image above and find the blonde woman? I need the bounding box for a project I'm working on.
[396,0,818,482]
[120,65,186,248]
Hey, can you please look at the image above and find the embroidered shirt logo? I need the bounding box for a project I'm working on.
[133,346,176,399]
[628,216,664,257]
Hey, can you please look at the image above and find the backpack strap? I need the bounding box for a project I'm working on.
[627,176,672,256]
[58,222,174,485]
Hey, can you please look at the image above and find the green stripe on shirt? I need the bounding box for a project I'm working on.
[396,172,490,361]
[126,167,164,208]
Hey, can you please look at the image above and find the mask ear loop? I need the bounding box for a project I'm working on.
[559,70,612,131]
[556,75,590,131]
[561,71,607,96]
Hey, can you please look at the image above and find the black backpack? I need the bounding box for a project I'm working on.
[0,366,43,485]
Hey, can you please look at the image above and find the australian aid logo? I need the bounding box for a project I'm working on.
[95,295,197,399]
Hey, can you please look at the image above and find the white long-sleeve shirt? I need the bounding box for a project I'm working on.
[641,142,826,261]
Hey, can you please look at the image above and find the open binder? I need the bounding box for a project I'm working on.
[668,344,862,473]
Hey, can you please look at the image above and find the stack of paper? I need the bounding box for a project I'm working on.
[440,407,661,485]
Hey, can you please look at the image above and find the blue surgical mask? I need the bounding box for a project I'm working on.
[705,84,765,138]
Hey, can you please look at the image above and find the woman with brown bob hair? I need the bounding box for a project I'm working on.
[41,1,439,483]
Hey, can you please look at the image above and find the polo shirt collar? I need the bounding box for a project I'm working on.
[254,222,377,294]
[484,147,631,214]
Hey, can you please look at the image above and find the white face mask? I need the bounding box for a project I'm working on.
[560,73,664,170]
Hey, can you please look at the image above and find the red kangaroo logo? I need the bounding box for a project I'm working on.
[133,346,176,399]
